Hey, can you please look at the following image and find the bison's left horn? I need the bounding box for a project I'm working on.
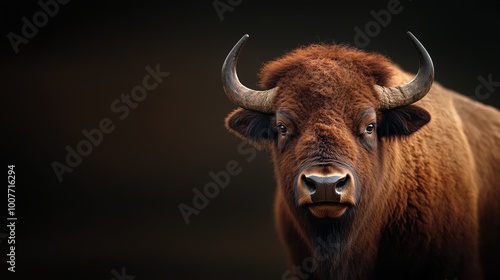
[222,34,278,113]
[376,32,434,110]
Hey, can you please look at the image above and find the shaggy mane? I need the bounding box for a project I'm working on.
[258,44,395,89]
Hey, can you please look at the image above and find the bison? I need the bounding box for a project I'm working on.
[221,32,500,279]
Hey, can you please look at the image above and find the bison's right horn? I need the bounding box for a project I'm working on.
[376,32,434,110]
[222,34,278,113]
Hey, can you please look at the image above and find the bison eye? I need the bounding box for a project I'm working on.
[277,124,288,136]
[365,123,376,134]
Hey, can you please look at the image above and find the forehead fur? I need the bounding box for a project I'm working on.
[258,44,394,90]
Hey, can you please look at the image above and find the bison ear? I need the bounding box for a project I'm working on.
[225,108,276,149]
[378,105,431,138]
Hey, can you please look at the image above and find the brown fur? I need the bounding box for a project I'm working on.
[224,43,500,279]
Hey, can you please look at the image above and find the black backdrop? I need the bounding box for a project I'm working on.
[2,1,499,279]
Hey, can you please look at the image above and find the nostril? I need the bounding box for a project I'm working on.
[302,175,317,194]
[335,175,349,192]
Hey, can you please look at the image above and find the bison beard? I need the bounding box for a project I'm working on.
[221,33,500,279]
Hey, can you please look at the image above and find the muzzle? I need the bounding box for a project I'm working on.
[296,163,357,218]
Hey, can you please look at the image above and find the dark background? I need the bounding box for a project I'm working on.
[2,0,499,279]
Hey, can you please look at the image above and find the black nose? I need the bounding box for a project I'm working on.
[302,174,349,203]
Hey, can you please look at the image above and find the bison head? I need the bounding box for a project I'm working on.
[223,33,433,223]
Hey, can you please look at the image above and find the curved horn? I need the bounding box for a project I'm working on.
[222,34,278,113]
[376,32,435,110]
